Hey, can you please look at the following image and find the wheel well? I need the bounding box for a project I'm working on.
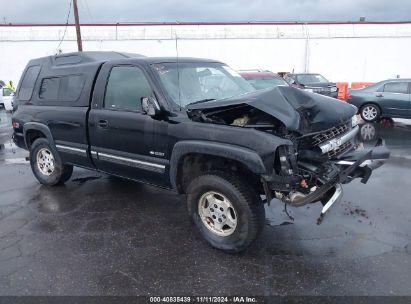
[25,129,46,149]
[175,153,262,194]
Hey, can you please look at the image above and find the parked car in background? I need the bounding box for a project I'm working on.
[0,110,13,146]
[0,87,14,111]
[238,70,289,90]
[347,79,411,122]
[284,73,338,98]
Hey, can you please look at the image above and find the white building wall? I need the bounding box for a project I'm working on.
[1,23,411,84]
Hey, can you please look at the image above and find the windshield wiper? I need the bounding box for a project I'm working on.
[186,98,216,106]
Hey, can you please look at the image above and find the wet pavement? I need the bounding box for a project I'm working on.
[0,109,411,296]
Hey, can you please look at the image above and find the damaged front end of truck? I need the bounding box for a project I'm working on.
[187,86,390,222]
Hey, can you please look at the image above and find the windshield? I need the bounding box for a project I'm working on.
[151,62,255,107]
[245,76,288,90]
[296,74,329,85]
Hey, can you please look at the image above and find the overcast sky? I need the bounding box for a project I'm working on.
[1,0,410,24]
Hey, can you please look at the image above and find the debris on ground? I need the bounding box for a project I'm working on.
[342,201,369,219]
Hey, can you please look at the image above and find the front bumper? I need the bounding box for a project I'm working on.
[263,138,389,222]
[335,138,389,183]
[316,183,343,224]
[290,146,379,206]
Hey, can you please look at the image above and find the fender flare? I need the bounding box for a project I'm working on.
[23,122,55,149]
[169,140,267,190]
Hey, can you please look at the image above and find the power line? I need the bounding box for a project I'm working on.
[83,0,94,23]
[56,0,73,53]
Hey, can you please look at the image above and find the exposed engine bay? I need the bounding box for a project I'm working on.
[188,104,289,135]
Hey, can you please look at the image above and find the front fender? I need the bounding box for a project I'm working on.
[169,140,268,190]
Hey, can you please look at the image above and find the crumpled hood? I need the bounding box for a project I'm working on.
[187,86,357,134]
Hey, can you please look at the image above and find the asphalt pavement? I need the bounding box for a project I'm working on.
[0,109,410,296]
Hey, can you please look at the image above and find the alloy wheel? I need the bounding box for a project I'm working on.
[36,148,55,176]
[198,191,238,237]
[362,105,378,121]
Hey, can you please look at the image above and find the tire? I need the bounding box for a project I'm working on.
[360,103,380,122]
[186,172,265,253]
[30,138,73,186]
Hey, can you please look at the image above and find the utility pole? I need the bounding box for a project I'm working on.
[73,0,83,51]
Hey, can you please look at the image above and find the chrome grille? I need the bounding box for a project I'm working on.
[311,123,350,146]
[298,121,355,159]
[328,141,353,158]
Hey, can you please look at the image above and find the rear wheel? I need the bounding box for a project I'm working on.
[186,172,265,253]
[360,104,380,122]
[30,138,73,186]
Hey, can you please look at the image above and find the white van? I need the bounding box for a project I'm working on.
[0,87,14,111]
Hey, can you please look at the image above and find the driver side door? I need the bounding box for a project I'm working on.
[88,64,170,187]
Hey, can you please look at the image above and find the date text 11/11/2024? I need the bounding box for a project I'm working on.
[149,296,258,303]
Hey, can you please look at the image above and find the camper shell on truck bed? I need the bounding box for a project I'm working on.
[12,52,389,253]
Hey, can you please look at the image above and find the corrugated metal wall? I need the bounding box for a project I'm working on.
[1,23,411,84]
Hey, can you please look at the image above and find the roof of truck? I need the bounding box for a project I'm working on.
[27,51,144,65]
[136,57,222,63]
[27,51,222,67]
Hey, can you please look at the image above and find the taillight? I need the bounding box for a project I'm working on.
[346,93,353,99]
[12,121,20,129]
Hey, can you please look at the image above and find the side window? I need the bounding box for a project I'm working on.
[39,78,59,99]
[39,75,84,101]
[18,65,41,101]
[104,66,152,111]
[383,82,408,94]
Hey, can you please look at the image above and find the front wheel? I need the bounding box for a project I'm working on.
[360,104,380,122]
[30,138,73,186]
[186,172,265,253]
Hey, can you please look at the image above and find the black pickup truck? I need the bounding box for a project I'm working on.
[12,52,389,252]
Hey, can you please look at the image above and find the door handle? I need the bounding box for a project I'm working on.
[97,120,109,128]
[376,94,383,97]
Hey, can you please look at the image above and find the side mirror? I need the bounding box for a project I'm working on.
[141,96,161,117]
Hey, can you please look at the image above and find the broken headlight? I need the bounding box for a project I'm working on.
[276,145,298,175]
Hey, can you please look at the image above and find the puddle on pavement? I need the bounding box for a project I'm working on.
[72,176,102,185]
[264,199,322,227]
[30,189,81,213]
[35,220,58,233]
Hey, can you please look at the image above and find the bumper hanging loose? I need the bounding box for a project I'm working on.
[263,138,390,224]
